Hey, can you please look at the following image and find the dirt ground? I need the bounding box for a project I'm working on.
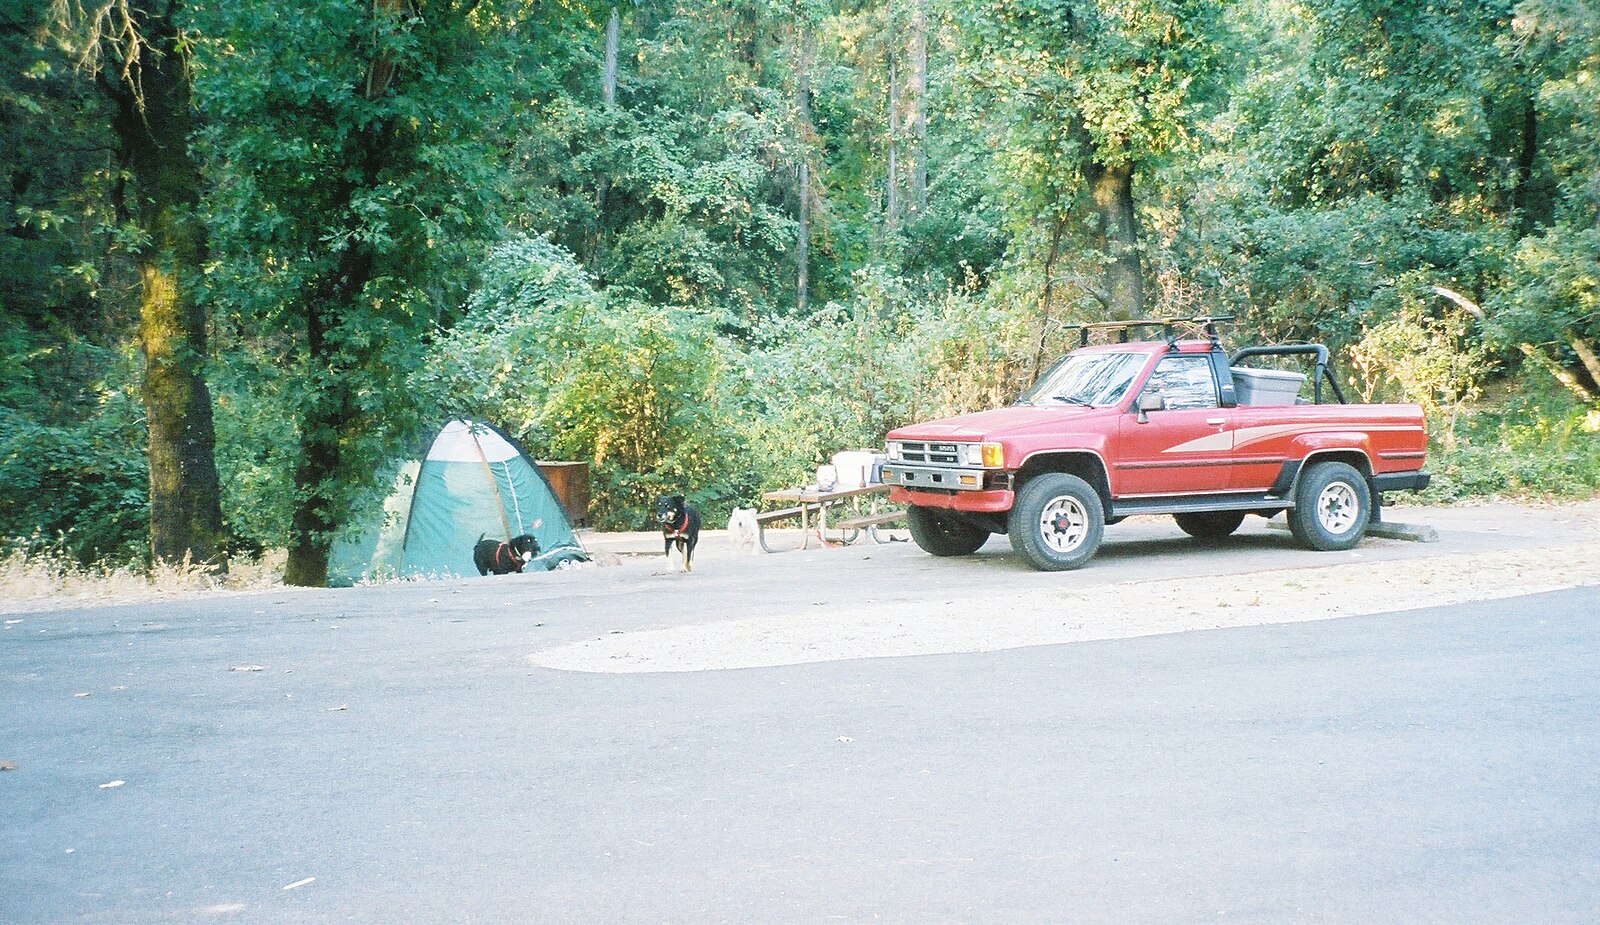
[8,501,1598,678]
[534,499,1600,673]
[534,535,1600,673]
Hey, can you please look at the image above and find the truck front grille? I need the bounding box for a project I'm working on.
[899,441,961,465]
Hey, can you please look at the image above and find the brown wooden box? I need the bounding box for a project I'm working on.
[537,461,591,527]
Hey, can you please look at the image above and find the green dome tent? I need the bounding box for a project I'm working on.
[328,420,587,585]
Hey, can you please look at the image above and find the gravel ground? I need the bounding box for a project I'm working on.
[8,502,1598,678]
[532,540,1600,672]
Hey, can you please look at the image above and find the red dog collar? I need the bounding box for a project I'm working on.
[495,542,524,572]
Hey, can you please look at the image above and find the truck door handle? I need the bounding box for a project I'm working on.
[1206,417,1226,426]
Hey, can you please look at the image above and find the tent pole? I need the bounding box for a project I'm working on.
[470,427,515,540]
[500,460,527,534]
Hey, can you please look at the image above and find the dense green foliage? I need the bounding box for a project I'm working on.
[2,0,1597,568]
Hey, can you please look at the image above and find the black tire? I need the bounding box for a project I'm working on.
[1287,512,1309,545]
[905,505,989,557]
[1173,510,1247,539]
[1288,461,1371,551]
[1007,473,1105,571]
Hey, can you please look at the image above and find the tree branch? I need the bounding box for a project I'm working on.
[1429,285,1485,320]
[1569,335,1600,390]
[1519,343,1597,405]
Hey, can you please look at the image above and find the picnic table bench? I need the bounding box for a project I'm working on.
[757,483,905,552]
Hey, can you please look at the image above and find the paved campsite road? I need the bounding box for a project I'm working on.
[3,502,1598,924]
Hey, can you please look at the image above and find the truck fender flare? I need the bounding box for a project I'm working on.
[1014,449,1114,512]
[1271,446,1375,500]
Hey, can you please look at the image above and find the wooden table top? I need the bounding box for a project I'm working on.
[760,483,890,504]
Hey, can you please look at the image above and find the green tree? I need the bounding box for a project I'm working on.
[951,0,1227,319]
[1482,0,1600,411]
[46,0,227,569]
[195,0,561,586]
[513,1,798,331]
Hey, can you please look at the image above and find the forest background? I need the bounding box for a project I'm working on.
[2,0,1598,587]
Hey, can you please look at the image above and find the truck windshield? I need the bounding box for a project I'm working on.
[1016,352,1147,407]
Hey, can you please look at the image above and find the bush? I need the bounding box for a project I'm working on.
[1419,384,1600,501]
[427,242,1044,529]
[0,394,149,565]
[424,236,756,529]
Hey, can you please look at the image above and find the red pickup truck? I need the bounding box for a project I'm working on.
[880,318,1430,570]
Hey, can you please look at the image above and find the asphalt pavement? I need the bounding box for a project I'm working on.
[3,504,1598,924]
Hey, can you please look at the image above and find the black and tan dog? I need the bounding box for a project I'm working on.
[473,533,539,576]
[655,494,701,572]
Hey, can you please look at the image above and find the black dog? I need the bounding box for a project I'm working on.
[473,533,539,576]
[656,494,701,572]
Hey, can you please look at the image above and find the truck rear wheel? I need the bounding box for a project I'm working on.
[1173,510,1247,539]
[1008,473,1104,571]
[1289,461,1371,551]
[906,505,989,557]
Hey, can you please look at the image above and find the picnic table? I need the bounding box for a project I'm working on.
[756,483,905,552]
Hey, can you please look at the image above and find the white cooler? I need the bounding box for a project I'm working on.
[1232,367,1306,406]
[831,450,878,489]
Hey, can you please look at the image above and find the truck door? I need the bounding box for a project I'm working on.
[1114,354,1234,497]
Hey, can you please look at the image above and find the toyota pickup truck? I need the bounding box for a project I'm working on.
[880,317,1431,570]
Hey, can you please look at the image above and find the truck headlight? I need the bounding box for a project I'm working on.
[886,441,903,461]
[964,442,1003,467]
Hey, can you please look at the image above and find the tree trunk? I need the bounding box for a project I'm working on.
[1032,214,1069,379]
[1086,158,1144,319]
[603,7,619,107]
[885,51,899,238]
[282,1,399,587]
[909,0,928,215]
[797,158,810,314]
[281,319,340,588]
[281,217,381,586]
[281,270,365,587]
[1569,335,1600,391]
[1512,93,1538,235]
[796,22,813,314]
[104,11,227,571]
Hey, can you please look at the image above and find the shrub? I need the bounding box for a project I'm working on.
[1419,384,1600,501]
[0,393,149,566]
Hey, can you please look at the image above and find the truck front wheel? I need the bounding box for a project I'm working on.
[1008,473,1104,571]
[1289,461,1371,551]
[906,505,990,557]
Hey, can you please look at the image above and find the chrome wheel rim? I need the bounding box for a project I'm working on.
[1038,495,1089,554]
[1316,481,1359,534]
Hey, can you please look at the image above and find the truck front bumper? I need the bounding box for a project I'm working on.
[888,485,1016,513]
[881,463,1015,512]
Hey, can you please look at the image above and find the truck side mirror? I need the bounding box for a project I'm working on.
[1136,392,1164,423]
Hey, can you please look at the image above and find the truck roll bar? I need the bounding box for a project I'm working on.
[1229,344,1349,405]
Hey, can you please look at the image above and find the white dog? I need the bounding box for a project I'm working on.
[726,507,762,554]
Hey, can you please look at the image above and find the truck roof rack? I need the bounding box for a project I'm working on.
[1067,315,1235,348]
